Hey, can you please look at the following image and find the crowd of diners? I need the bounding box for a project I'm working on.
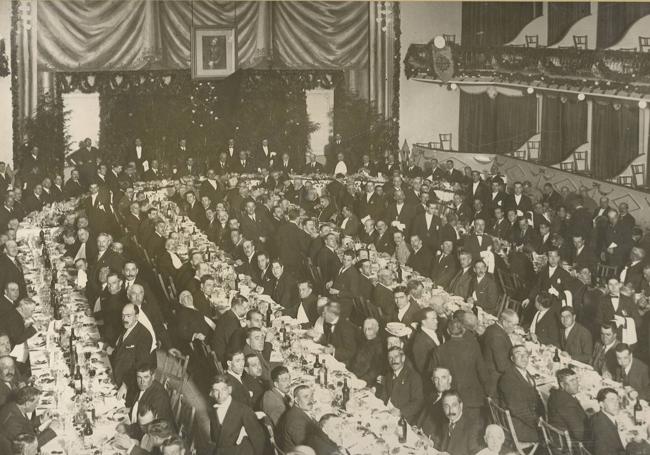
[0,137,649,455]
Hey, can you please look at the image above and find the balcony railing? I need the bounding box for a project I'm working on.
[405,43,650,93]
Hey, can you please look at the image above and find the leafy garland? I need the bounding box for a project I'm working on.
[23,91,69,174]
[0,38,9,78]
[10,0,19,168]
[392,2,401,145]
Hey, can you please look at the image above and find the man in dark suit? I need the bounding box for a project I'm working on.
[443,160,463,184]
[271,261,299,316]
[209,375,266,455]
[431,318,490,421]
[0,386,57,448]
[411,201,441,252]
[329,250,361,319]
[437,390,482,455]
[614,343,650,400]
[489,206,510,240]
[304,153,324,174]
[254,139,275,170]
[595,278,641,336]
[528,291,561,347]
[109,304,153,407]
[448,251,474,299]
[431,240,459,289]
[523,249,571,320]
[296,281,319,326]
[210,296,247,363]
[384,190,417,236]
[488,180,507,213]
[590,387,625,455]
[320,301,358,367]
[64,169,85,199]
[357,182,384,221]
[619,246,646,292]
[242,355,266,411]
[316,233,341,287]
[498,345,545,443]
[126,138,149,177]
[591,322,620,377]
[131,364,174,424]
[231,151,255,174]
[407,307,443,385]
[481,309,518,395]
[559,306,593,363]
[467,260,500,316]
[262,366,292,425]
[273,208,310,277]
[350,318,385,387]
[173,291,214,355]
[214,152,230,176]
[571,234,598,271]
[505,181,533,215]
[548,368,589,443]
[469,171,490,206]
[418,366,452,443]
[277,385,337,453]
[0,241,27,298]
[406,235,434,277]
[391,286,420,326]
[374,220,395,255]
[378,347,423,424]
[373,269,397,322]
[462,219,493,264]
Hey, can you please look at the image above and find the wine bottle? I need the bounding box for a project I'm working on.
[313,354,322,381]
[634,398,642,425]
[280,322,287,344]
[74,365,83,394]
[319,360,328,387]
[396,263,403,283]
[398,415,407,443]
[266,303,273,327]
[553,348,560,363]
[69,329,76,374]
[341,378,350,408]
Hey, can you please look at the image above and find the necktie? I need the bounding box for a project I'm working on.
[449,421,456,437]
[324,322,332,339]
[283,394,291,408]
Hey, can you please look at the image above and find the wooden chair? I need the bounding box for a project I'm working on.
[442,34,456,45]
[639,36,650,53]
[632,163,646,188]
[487,397,539,455]
[525,35,539,48]
[429,141,442,150]
[617,175,633,186]
[595,263,618,284]
[439,133,453,151]
[560,162,576,172]
[259,413,285,455]
[513,150,527,160]
[573,151,588,172]
[306,258,324,293]
[575,443,592,455]
[176,398,197,453]
[527,141,540,161]
[573,35,588,49]
[159,352,190,390]
[539,417,574,455]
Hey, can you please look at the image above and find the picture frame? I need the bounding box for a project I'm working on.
[191,26,237,80]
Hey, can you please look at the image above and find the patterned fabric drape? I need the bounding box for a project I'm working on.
[591,101,640,179]
[459,91,536,155]
[37,0,368,71]
[596,2,650,49]
[540,95,588,165]
[547,2,591,46]
[461,1,543,47]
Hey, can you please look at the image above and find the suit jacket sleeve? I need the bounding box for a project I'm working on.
[242,406,266,455]
[402,372,424,423]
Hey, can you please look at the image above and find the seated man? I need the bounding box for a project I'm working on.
[418,367,452,444]
[378,347,423,425]
[262,366,292,425]
[349,318,385,387]
[547,368,589,443]
[614,343,650,401]
[437,390,482,455]
[130,364,174,425]
[498,345,545,443]
[0,386,57,448]
[559,306,593,364]
[320,301,358,367]
[590,388,625,455]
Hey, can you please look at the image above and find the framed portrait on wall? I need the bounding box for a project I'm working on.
[191,27,236,79]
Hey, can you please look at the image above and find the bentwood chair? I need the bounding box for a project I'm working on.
[527,141,540,161]
[259,413,285,455]
[575,443,593,455]
[525,35,539,48]
[176,398,197,453]
[439,133,453,151]
[487,398,539,455]
[513,150,527,160]
[639,37,650,53]
[560,162,576,172]
[159,352,190,391]
[573,151,588,172]
[595,263,618,285]
[539,417,574,454]
[573,35,588,49]
[617,175,634,187]
[632,163,646,188]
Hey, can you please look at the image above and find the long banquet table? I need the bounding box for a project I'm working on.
[12,175,650,455]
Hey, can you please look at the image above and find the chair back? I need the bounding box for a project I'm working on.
[639,36,650,52]
[575,443,592,455]
[525,35,539,48]
[539,417,574,455]
[573,151,588,172]
[439,133,453,150]
[527,141,540,161]
[632,163,646,187]
[258,413,285,455]
[560,162,576,172]
[573,35,588,49]
[158,352,190,391]
[595,263,618,285]
[616,175,633,187]
[442,34,456,45]
[513,150,527,160]
[176,398,197,452]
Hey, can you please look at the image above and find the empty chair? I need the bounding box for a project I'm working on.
[632,163,646,187]
[573,35,588,49]
[439,133,453,151]
[527,141,540,161]
[525,35,539,48]
[539,417,574,455]
[513,150,527,160]
[616,175,633,186]
[639,36,650,52]
[573,151,588,172]
[487,397,539,455]
[560,162,576,172]
[442,34,456,45]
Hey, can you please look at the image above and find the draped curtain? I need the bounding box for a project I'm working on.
[461,2,542,47]
[539,95,588,165]
[596,2,650,49]
[591,101,640,179]
[37,0,369,71]
[547,2,591,46]
[459,91,536,155]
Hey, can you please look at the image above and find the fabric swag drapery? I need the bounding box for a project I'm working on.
[596,2,650,49]
[539,95,588,165]
[591,100,640,180]
[459,90,536,155]
[547,2,591,46]
[461,1,543,47]
[37,0,369,71]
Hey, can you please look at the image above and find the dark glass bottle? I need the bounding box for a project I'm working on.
[553,348,560,363]
[313,354,321,381]
[74,365,83,394]
[398,415,407,443]
[634,398,643,425]
[341,378,350,408]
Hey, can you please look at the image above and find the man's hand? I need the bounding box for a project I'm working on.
[530,333,538,344]
[192,333,206,342]
[329,288,340,296]
[113,433,138,452]
[106,346,114,356]
[522,298,530,308]
[168,348,183,358]
[325,281,333,290]
[117,383,127,401]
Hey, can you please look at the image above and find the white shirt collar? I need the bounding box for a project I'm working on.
[397,302,411,320]
[421,327,440,345]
